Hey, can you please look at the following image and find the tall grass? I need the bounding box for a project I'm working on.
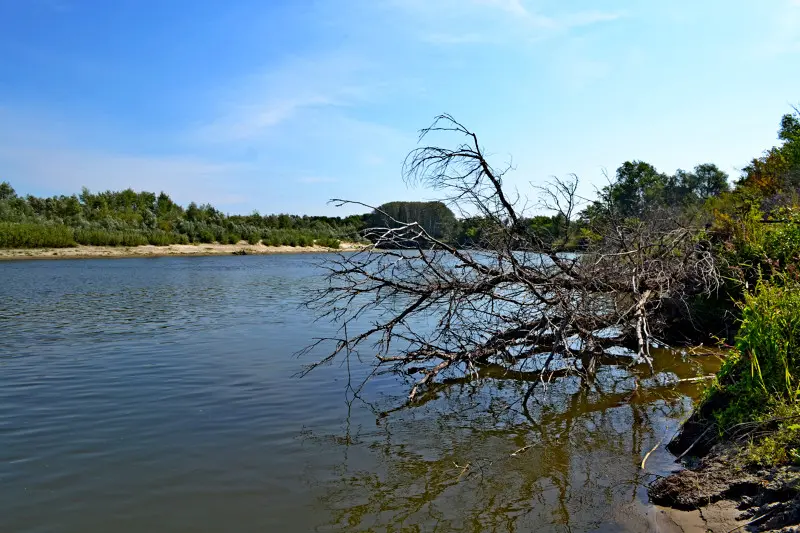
[258,229,338,248]
[1,222,346,249]
[74,228,149,247]
[735,280,800,397]
[706,278,800,429]
[315,237,340,249]
[0,222,75,248]
[145,230,190,246]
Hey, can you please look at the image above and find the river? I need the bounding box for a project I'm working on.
[0,254,721,532]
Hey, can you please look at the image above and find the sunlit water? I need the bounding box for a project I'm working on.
[0,254,721,532]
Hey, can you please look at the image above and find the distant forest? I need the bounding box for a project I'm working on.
[0,157,735,250]
[0,184,363,248]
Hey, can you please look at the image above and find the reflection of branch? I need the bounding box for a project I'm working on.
[308,361,695,532]
[640,436,665,469]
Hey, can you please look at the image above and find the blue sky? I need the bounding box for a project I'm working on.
[1,0,799,216]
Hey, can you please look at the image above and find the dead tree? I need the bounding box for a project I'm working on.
[304,115,720,400]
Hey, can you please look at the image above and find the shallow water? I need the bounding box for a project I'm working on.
[0,254,721,532]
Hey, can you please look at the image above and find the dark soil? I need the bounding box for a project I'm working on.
[650,412,800,532]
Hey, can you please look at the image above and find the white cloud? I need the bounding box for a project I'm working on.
[193,53,380,143]
[562,10,626,28]
[395,0,625,47]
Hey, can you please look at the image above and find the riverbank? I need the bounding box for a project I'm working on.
[0,241,367,261]
[649,415,800,532]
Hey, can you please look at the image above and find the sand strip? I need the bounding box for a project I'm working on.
[0,242,366,261]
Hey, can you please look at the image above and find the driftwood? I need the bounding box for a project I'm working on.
[303,115,720,400]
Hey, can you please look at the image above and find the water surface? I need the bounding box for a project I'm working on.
[0,255,721,532]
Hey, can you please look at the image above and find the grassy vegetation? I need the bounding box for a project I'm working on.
[634,107,800,470]
[0,183,366,249]
[0,222,76,248]
[699,278,800,466]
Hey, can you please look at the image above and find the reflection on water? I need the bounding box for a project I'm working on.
[307,350,722,532]
[0,256,722,532]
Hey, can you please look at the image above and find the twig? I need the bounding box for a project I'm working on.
[454,462,471,482]
[678,375,715,383]
[640,436,665,469]
[511,444,533,457]
[726,509,774,533]
[677,425,714,460]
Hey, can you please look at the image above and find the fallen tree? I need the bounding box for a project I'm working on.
[304,115,721,400]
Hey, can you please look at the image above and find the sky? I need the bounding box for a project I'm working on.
[0,0,799,216]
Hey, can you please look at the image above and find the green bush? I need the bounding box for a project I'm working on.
[705,278,800,430]
[0,222,75,248]
[246,233,261,245]
[121,232,148,247]
[146,230,187,246]
[74,228,120,246]
[316,237,340,249]
[74,228,149,247]
[198,230,215,244]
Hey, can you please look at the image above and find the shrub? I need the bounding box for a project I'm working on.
[0,222,75,248]
[74,228,121,246]
[146,230,186,246]
[316,237,340,249]
[73,228,150,247]
[704,278,800,430]
[121,232,148,247]
[198,230,215,244]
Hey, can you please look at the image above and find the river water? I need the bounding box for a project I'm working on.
[0,254,721,532]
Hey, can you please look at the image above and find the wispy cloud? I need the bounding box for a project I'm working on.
[767,0,800,55]
[472,0,531,18]
[406,0,625,47]
[562,10,626,28]
[194,53,380,143]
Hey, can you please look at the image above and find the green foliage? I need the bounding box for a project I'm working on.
[198,230,215,244]
[315,237,340,249]
[0,222,75,248]
[605,161,670,218]
[145,230,189,246]
[0,182,16,201]
[703,279,800,436]
[74,228,149,247]
[367,201,458,242]
[584,161,730,227]
[0,184,366,249]
[743,403,800,466]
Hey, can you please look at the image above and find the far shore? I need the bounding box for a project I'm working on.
[0,241,367,261]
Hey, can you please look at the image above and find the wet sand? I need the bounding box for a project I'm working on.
[654,501,746,533]
[0,242,366,261]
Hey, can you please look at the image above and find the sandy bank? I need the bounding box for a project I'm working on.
[0,241,366,261]
[653,501,746,532]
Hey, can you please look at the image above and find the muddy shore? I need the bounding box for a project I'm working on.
[0,242,366,261]
[649,410,800,532]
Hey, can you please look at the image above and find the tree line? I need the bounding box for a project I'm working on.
[0,184,368,249]
[364,159,733,250]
